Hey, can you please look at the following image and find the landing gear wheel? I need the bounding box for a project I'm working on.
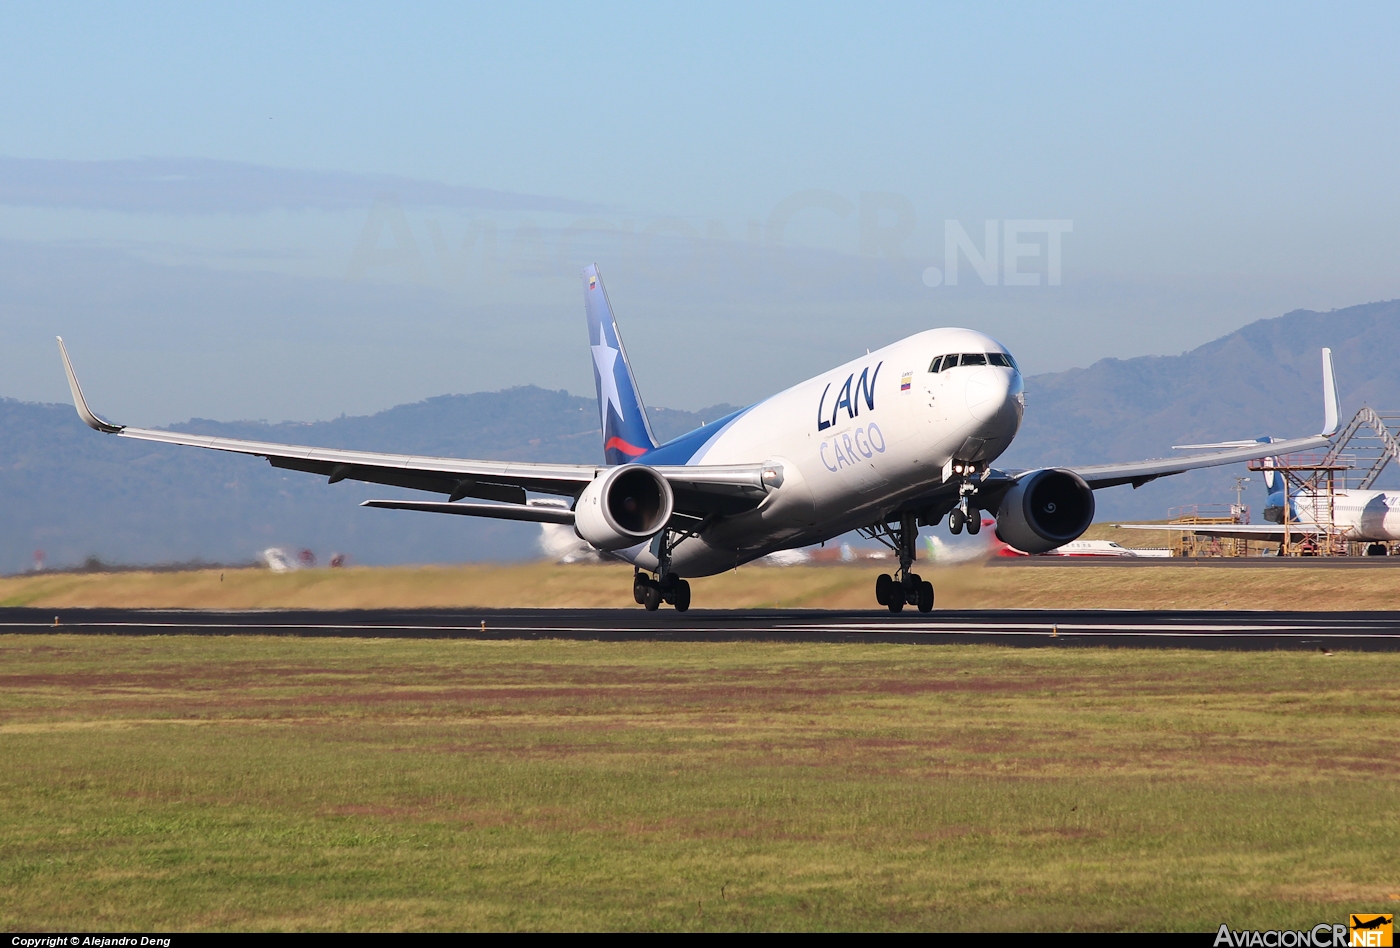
[966,512,981,535]
[1368,543,1388,556]
[875,573,893,606]
[917,580,934,613]
[870,510,923,617]
[633,573,649,604]
[643,583,663,611]
[674,579,691,612]
[948,508,965,534]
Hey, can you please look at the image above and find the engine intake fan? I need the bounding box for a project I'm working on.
[995,468,1095,554]
[573,464,674,550]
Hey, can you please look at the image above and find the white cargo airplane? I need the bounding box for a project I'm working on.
[57,264,1341,612]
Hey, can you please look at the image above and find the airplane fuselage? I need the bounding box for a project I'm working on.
[1288,489,1400,542]
[621,328,1024,576]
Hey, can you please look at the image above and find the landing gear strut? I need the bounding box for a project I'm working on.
[634,567,691,612]
[863,511,935,614]
[632,521,708,612]
[949,479,981,535]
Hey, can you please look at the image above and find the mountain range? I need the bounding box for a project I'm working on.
[3,299,1397,571]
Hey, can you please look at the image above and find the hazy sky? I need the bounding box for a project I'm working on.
[1,2,1398,423]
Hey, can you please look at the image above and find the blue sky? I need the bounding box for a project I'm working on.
[1,2,1398,423]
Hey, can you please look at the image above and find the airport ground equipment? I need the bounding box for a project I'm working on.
[1121,406,1400,556]
[1246,454,1350,556]
[1323,407,1400,489]
[1166,504,1252,557]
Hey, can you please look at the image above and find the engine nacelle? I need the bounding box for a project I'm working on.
[573,464,674,551]
[995,468,1095,554]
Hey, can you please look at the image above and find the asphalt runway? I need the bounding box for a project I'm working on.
[4,606,1400,650]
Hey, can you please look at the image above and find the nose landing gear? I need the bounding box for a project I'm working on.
[864,511,935,613]
[948,478,981,535]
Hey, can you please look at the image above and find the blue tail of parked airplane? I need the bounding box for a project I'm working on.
[1261,456,1292,523]
[583,264,659,465]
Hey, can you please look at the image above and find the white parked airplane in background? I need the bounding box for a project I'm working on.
[57,265,1340,612]
[1119,456,1400,553]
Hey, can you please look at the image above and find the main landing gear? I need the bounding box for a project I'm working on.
[632,523,706,612]
[863,511,935,613]
[634,570,691,612]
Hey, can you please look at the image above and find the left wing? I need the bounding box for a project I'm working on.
[1066,347,1339,490]
[57,337,770,519]
[1066,432,1331,490]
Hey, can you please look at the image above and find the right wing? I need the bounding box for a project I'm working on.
[58,337,772,519]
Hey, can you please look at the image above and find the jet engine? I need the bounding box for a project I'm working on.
[573,464,675,550]
[994,468,1095,554]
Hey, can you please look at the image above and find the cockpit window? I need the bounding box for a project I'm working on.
[934,352,1019,371]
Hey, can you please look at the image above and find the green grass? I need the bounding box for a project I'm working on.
[0,635,1396,930]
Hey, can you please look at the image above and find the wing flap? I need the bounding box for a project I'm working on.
[361,499,576,524]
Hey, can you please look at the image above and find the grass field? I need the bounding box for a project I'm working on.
[1,560,1399,610]
[1,635,1396,931]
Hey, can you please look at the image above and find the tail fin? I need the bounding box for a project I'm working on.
[1261,457,1290,523]
[583,264,659,464]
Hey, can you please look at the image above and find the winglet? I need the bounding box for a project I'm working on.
[1321,347,1339,436]
[56,337,123,433]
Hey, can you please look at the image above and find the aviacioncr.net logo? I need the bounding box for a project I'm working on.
[1213,915,1392,947]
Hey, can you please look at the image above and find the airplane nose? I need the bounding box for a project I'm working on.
[964,365,1024,447]
[965,367,1011,422]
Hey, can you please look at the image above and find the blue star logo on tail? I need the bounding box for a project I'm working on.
[591,341,625,424]
[582,264,659,464]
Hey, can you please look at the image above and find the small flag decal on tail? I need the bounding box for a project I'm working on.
[589,275,598,290]
[901,371,913,391]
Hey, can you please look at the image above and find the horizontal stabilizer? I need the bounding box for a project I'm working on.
[360,499,576,524]
[1172,438,1274,450]
[1114,522,1322,542]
